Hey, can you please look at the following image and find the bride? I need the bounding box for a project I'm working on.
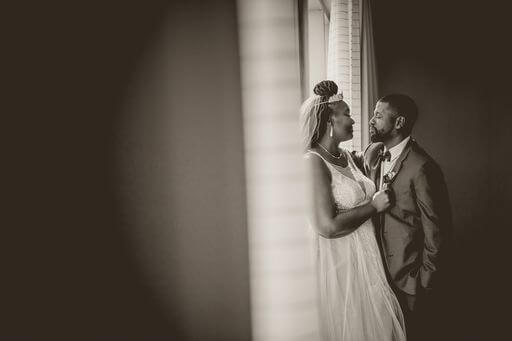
[301,80,406,341]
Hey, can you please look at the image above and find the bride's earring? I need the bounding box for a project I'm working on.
[329,123,334,137]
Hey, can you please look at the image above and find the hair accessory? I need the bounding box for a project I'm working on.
[315,93,344,106]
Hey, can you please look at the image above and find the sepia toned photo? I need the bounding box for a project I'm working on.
[4,0,511,340]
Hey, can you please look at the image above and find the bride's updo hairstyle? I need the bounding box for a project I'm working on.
[300,80,340,151]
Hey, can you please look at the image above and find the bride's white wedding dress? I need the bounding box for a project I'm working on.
[307,149,406,341]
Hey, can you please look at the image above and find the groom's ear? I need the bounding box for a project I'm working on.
[395,116,405,130]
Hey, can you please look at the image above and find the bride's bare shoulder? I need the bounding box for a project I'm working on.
[305,150,330,178]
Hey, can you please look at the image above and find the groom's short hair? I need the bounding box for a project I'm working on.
[378,94,418,134]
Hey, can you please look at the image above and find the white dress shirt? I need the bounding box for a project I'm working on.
[379,136,411,190]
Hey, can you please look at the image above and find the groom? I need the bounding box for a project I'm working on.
[363,94,452,341]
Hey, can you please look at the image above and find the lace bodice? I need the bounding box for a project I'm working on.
[305,150,406,341]
[307,149,376,211]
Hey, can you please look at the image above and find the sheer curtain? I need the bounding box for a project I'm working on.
[361,0,378,148]
[327,0,377,151]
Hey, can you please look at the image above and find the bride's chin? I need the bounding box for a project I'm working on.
[340,133,353,142]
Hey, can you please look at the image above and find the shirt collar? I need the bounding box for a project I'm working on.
[384,136,411,162]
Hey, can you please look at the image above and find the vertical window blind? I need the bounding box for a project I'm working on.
[327,0,363,151]
[238,1,320,340]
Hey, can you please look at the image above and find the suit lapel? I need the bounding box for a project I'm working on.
[378,138,415,244]
[370,145,384,186]
[383,138,414,188]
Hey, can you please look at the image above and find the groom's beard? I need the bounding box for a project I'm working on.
[369,127,388,143]
[370,133,381,142]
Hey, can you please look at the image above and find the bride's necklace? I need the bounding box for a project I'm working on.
[318,143,343,160]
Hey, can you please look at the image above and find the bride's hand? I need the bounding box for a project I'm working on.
[371,190,392,212]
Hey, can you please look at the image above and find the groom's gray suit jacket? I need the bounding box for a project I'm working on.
[362,139,452,295]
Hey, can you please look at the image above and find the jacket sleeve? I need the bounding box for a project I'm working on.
[350,151,365,173]
[413,161,452,290]
[362,143,378,177]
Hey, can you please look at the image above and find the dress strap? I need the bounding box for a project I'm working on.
[305,149,325,160]
[305,150,334,166]
[304,150,338,176]
[343,149,360,171]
